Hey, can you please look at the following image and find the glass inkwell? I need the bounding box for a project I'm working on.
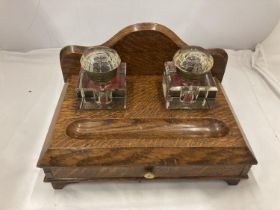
[76,46,127,109]
[162,46,217,109]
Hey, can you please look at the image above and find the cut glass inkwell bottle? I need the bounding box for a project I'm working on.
[76,46,127,109]
[162,46,217,109]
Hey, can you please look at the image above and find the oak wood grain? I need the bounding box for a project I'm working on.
[48,165,245,179]
[66,118,229,139]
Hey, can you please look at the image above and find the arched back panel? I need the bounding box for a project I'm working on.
[60,23,227,82]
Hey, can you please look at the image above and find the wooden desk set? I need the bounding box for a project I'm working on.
[37,23,257,189]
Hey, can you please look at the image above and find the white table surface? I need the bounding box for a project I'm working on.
[0,49,279,210]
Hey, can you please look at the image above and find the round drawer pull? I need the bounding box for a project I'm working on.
[144,172,155,179]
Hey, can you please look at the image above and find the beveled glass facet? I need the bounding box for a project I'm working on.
[163,61,217,109]
[76,63,127,110]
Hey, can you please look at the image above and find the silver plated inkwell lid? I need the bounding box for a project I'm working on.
[80,46,121,83]
[173,46,214,80]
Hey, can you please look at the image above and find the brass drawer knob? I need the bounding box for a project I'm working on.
[144,172,155,179]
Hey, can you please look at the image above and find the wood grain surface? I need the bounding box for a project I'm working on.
[66,118,229,139]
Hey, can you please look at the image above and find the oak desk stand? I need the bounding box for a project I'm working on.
[37,23,257,189]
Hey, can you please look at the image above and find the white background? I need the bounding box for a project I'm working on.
[0,0,280,51]
[1,1,280,210]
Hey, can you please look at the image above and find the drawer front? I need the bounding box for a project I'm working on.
[49,165,244,179]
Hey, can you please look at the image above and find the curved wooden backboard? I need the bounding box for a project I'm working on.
[60,23,228,82]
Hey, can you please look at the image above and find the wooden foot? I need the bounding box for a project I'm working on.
[51,181,68,189]
[225,179,240,185]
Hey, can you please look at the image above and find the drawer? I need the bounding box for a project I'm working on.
[49,165,244,180]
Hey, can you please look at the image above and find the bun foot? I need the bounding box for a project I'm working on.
[225,179,240,185]
[51,181,68,189]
